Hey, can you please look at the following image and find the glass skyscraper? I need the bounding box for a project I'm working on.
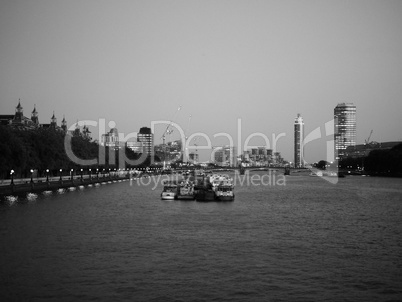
[334,103,356,160]
[294,114,304,168]
[137,127,154,157]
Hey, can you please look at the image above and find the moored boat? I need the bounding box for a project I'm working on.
[215,185,234,201]
[161,181,178,200]
[194,177,216,201]
[210,174,235,201]
[177,180,195,200]
[195,187,216,201]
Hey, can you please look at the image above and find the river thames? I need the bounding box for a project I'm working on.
[1,171,401,301]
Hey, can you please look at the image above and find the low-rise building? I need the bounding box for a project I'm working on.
[101,128,120,149]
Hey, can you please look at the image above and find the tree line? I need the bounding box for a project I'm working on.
[316,143,402,176]
[0,126,154,179]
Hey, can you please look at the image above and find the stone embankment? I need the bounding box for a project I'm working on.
[0,175,131,199]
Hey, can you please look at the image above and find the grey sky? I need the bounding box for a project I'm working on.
[1,0,401,162]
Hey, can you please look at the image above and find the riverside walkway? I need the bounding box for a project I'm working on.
[0,174,132,199]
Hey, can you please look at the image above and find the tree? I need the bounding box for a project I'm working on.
[316,160,328,170]
[364,143,402,175]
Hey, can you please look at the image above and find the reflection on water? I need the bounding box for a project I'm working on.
[1,171,401,301]
[26,192,38,201]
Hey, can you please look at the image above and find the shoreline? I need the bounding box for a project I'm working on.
[0,175,131,199]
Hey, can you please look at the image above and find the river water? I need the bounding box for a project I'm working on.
[1,171,401,301]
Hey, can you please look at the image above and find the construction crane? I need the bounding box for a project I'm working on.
[160,106,181,168]
[365,130,373,145]
[161,105,181,144]
[185,115,192,141]
[180,114,192,163]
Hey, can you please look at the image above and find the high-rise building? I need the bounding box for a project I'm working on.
[137,127,154,157]
[334,103,356,160]
[294,113,304,168]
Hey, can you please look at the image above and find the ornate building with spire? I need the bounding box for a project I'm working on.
[0,100,67,133]
[0,99,39,130]
[50,112,57,128]
[0,100,97,141]
[61,116,67,132]
[42,111,62,131]
[31,105,39,125]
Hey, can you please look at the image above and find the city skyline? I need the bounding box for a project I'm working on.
[0,96,398,166]
[1,1,402,162]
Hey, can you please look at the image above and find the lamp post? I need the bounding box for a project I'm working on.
[30,169,34,189]
[10,169,14,193]
[80,168,83,182]
[70,169,74,181]
[10,169,14,186]
[59,169,63,183]
[96,168,99,179]
[46,169,49,183]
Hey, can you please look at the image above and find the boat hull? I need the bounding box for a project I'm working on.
[161,193,177,200]
[195,190,216,202]
[177,194,195,200]
[216,195,234,201]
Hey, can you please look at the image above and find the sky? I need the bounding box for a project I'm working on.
[1,0,402,163]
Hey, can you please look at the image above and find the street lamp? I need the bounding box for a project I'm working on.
[10,170,14,186]
[89,168,92,180]
[96,168,99,179]
[70,169,74,180]
[30,169,34,183]
[80,168,83,182]
[59,169,63,182]
[46,169,49,182]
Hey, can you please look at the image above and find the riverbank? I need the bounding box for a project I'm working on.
[0,175,131,200]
